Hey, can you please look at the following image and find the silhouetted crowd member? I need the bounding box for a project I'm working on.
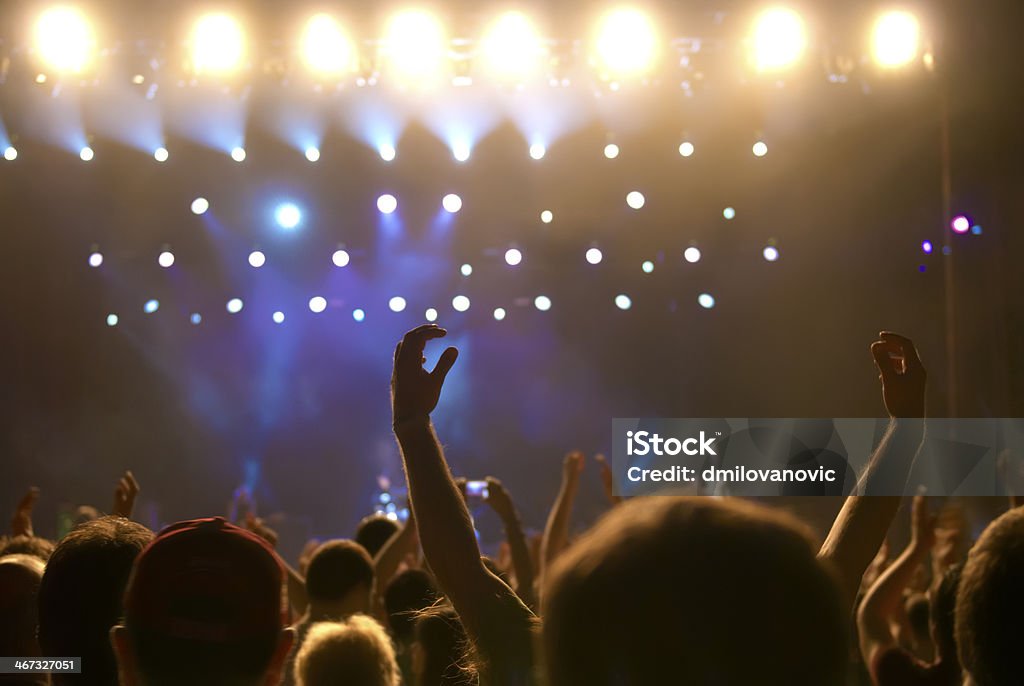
[0,554,46,686]
[410,604,472,686]
[384,569,439,684]
[356,515,401,558]
[292,615,400,686]
[0,536,54,561]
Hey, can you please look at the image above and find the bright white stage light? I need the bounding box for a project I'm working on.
[505,248,523,266]
[452,142,471,162]
[144,299,159,314]
[153,147,168,162]
[379,144,396,161]
[752,141,768,157]
[626,191,645,209]
[158,251,175,268]
[353,308,365,321]
[79,146,94,161]
[377,194,398,214]
[678,141,694,157]
[586,247,603,265]
[540,210,553,224]
[642,260,654,273]
[34,6,96,73]
[604,143,619,159]
[190,313,202,325]
[534,295,552,311]
[872,11,921,68]
[723,207,736,219]
[273,311,285,324]
[763,245,780,261]
[106,313,118,326]
[332,249,350,267]
[231,146,246,162]
[226,298,244,314]
[248,250,266,268]
[425,308,438,322]
[304,147,320,162]
[529,143,546,160]
[615,294,632,310]
[389,296,407,312]
[751,7,807,71]
[698,293,715,309]
[191,197,209,215]
[190,13,245,74]
[309,296,327,313]
[443,193,463,213]
[493,307,506,321]
[383,10,446,80]
[301,13,355,75]
[460,263,473,277]
[594,8,659,76]
[452,295,470,312]
[275,203,301,229]
[481,11,543,78]
[684,246,701,263]
[88,252,103,267]
[3,147,16,161]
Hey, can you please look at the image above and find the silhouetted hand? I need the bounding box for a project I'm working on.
[112,470,140,519]
[563,451,585,483]
[910,493,937,552]
[11,487,39,537]
[870,332,926,418]
[245,512,279,548]
[392,324,459,427]
[484,477,516,522]
[594,454,622,506]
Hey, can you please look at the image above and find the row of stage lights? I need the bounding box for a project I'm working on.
[28,5,928,82]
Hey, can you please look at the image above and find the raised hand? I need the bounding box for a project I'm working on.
[392,324,459,426]
[909,493,936,551]
[11,487,39,537]
[483,477,516,522]
[244,512,279,547]
[870,332,927,418]
[563,451,585,483]
[594,454,622,506]
[112,470,140,519]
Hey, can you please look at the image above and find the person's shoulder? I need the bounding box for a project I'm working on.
[873,647,957,686]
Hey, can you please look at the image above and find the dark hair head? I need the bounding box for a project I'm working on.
[544,496,847,686]
[413,604,473,686]
[306,539,375,605]
[0,554,46,655]
[956,507,1024,686]
[384,569,438,642]
[0,534,56,561]
[931,563,962,663]
[355,515,399,558]
[37,516,154,686]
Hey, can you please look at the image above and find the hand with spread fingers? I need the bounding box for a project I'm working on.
[112,470,140,519]
[392,324,459,427]
[870,331,927,419]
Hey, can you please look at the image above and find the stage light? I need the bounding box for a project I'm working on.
[379,144,396,161]
[231,147,246,162]
[106,313,118,326]
[586,247,603,264]
[273,311,285,324]
[529,143,546,160]
[872,11,920,68]
[972,224,982,235]
[951,215,970,233]
[34,6,96,73]
[248,250,265,268]
[88,252,103,267]
[79,146,94,161]
[684,246,701,263]
[626,191,645,209]
[922,240,933,254]
[460,263,473,276]
[534,295,552,311]
[377,194,398,214]
[642,260,654,273]
[493,307,506,321]
[481,11,542,78]
[452,295,470,312]
[604,143,619,159]
[309,296,327,313]
[763,245,780,261]
[698,293,715,309]
[305,147,320,162]
[505,248,523,266]
[275,202,301,229]
[3,147,16,161]
[723,207,736,220]
[353,308,366,322]
[679,141,694,157]
[540,210,553,224]
[751,7,807,72]
[443,193,463,213]
[593,8,658,76]
[190,313,202,325]
[226,298,243,314]
[301,13,355,75]
[144,299,159,314]
[191,197,209,215]
[383,10,446,80]
[452,142,471,162]
[332,249,350,267]
[158,251,175,268]
[190,13,245,74]
[615,294,632,310]
[153,147,168,162]
[752,141,768,157]
[425,308,438,322]
[389,296,407,312]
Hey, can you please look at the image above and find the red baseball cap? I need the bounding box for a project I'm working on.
[123,517,287,642]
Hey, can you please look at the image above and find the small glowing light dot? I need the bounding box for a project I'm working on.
[248,250,266,268]
[971,224,983,235]
[460,263,473,277]
[132,74,144,84]
[723,207,736,220]
[153,147,168,162]
[353,308,366,321]
[226,298,243,314]
[752,141,768,157]
[379,144,396,161]
[529,143,546,160]
[679,141,694,157]
[698,293,715,309]
[88,252,103,267]
[534,295,552,311]
[79,146,94,161]
[389,296,407,312]
[942,246,952,256]
[586,247,603,264]
[763,245,780,262]
[615,294,632,310]
[442,193,463,213]
[158,251,175,268]
[540,210,553,224]
[683,247,701,263]
[642,260,654,273]
[493,307,506,321]
[452,143,471,162]
[505,248,523,266]
[951,215,970,233]
[305,147,320,162]
[191,197,209,215]
[922,240,933,254]
[36,73,46,84]
[309,296,327,313]
[425,308,438,322]
[273,311,285,324]
[106,314,118,326]
[190,313,202,325]
[275,203,302,229]
[604,143,620,159]
[3,147,17,161]
[144,299,159,314]
[377,194,398,214]
[452,295,471,312]
[230,146,246,162]
[626,191,645,209]
[332,249,350,267]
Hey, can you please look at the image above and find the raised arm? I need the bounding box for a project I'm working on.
[484,477,537,610]
[857,494,936,667]
[111,470,140,519]
[372,509,420,620]
[818,332,927,612]
[540,451,584,586]
[11,487,40,537]
[594,453,622,507]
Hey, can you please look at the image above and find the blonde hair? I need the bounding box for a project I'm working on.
[294,615,400,686]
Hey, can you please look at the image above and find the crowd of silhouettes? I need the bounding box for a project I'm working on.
[1,326,1022,685]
